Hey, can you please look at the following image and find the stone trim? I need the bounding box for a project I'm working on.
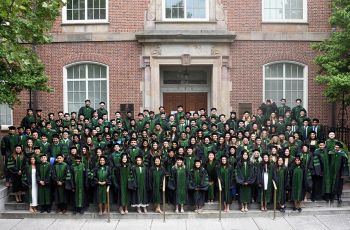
[50,32,330,43]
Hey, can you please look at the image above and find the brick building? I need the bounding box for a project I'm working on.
[0,0,335,129]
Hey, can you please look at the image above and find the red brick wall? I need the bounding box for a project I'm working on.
[50,0,331,34]
[8,0,335,127]
[230,40,332,125]
[11,42,142,126]
[223,0,331,32]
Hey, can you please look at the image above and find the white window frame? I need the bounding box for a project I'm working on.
[62,0,109,24]
[162,0,210,21]
[63,62,110,115]
[0,104,13,130]
[263,61,308,111]
[262,0,307,23]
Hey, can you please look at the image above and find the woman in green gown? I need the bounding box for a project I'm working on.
[93,156,111,216]
[236,150,255,212]
[130,155,149,213]
[216,155,235,212]
[189,159,209,212]
[168,156,188,213]
[116,154,131,214]
[290,155,307,212]
[205,151,217,203]
[149,156,166,213]
[257,152,275,211]
[7,145,25,203]
[275,156,289,212]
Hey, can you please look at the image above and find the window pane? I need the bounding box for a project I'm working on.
[0,104,12,125]
[265,63,283,78]
[165,0,185,19]
[265,62,305,108]
[100,9,106,19]
[186,0,206,19]
[67,0,86,20]
[264,0,283,20]
[285,0,303,20]
[66,63,108,113]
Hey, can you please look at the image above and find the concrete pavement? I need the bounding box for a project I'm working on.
[1,214,350,230]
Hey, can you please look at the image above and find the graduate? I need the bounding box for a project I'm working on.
[23,156,38,213]
[290,155,307,212]
[168,156,188,213]
[205,151,217,203]
[300,145,313,202]
[70,155,88,214]
[116,154,131,214]
[313,140,331,202]
[130,155,149,213]
[189,159,209,213]
[275,157,289,212]
[37,154,51,213]
[250,149,262,202]
[310,140,326,201]
[149,156,166,213]
[216,155,235,212]
[257,152,275,211]
[184,146,196,168]
[236,150,255,212]
[7,145,25,203]
[94,155,111,216]
[52,154,69,214]
[329,142,349,205]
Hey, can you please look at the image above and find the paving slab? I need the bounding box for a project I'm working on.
[221,217,259,230]
[0,219,22,230]
[252,217,293,230]
[80,219,119,230]
[117,219,152,230]
[284,216,328,230]
[315,214,350,230]
[11,219,56,230]
[152,219,186,230]
[186,219,222,230]
[47,219,87,230]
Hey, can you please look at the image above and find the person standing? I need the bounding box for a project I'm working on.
[189,159,209,213]
[329,142,349,205]
[78,99,94,120]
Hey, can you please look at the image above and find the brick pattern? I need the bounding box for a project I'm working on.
[7,0,338,128]
[230,41,332,125]
[11,42,142,126]
[222,0,332,32]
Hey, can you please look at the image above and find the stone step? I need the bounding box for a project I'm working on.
[1,207,350,219]
[5,198,350,212]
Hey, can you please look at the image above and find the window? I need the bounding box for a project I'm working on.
[64,63,108,113]
[263,0,307,22]
[0,104,13,128]
[163,70,208,84]
[63,0,108,23]
[264,62,307,108]
[163,0,209,20]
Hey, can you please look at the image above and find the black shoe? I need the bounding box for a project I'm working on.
[79,210,84,215]
[40,209,45,213]
[73,210,77,215]
[292,207,297,211]
[47,209,51,213]
[338,199,342,206]
[298,208,302,212]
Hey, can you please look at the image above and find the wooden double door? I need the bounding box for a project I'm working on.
[163,92,208,114]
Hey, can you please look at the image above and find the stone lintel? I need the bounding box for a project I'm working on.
[49,31,330,43]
